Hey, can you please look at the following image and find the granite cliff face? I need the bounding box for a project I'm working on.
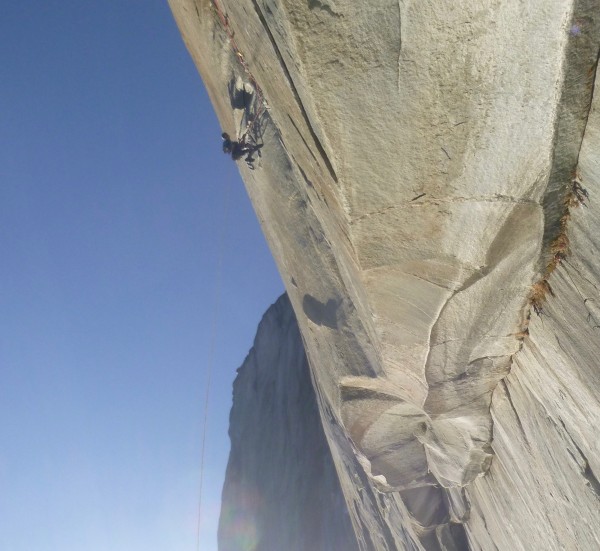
[169,0,600,548]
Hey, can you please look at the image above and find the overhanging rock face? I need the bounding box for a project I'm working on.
[170,0,600,548]
[222,295,469,550]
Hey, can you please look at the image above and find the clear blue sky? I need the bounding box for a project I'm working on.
[0,2,283,550]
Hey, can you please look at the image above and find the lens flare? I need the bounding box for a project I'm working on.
[219,484,262,550]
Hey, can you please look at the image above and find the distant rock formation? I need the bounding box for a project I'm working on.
[218,295,358,551]
[170,0,600,548]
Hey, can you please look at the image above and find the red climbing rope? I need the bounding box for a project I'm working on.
[210,0,268,143]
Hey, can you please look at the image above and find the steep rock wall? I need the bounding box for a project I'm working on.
[169,1,600,548]
[462,53,600,551]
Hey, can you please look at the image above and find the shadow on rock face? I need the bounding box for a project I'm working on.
[302,294,340,329]
[227,76,253,111]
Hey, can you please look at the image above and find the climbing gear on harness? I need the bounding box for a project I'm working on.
[210,0,268,147]
[221,132,263,169]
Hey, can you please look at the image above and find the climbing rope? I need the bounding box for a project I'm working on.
[195,174,233,551]
[210,0,269,143]
[195,4,269,547]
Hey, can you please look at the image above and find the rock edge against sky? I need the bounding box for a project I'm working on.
[169,1,600,549]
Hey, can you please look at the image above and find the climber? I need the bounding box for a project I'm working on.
[221,132,263,168]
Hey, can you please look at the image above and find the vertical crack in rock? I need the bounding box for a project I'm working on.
[249,0,339,182]
[499,380,529,449]
[287,114,318,164]
[396,0,402,92]
[538,0,600,270]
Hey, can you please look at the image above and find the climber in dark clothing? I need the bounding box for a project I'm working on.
[221,132,263,166]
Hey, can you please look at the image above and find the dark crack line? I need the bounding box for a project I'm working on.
[288,114,318,164]
[350,195,540,225]
[539,16,600,266]
[249,0,338,183]
[558,418,600,500]
[501,380,530,450]
[563,261,600,330]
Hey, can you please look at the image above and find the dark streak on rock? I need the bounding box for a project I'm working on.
[302,294,340,329]
[538,3,600,271]
[479,512,501,551]
[288,153,316,195]
[558,417,600,500]
[501,380,530,450]
[307,0,342,17]
[351,461,398,550]
[288,114,319,164]
[249,0,339,182]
